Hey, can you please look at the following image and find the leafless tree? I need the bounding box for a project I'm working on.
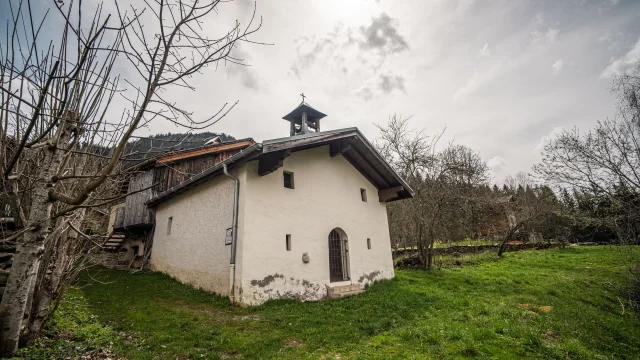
[0,0,263,354]
[496,174,565,257]
[533,62,640,246]
[533,62,640,309]
[377,115,491,269]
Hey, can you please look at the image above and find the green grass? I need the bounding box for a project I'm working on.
[433,237,499,248]
[20,246,640,359]
[395,237,498,251]
[13,288,118,359]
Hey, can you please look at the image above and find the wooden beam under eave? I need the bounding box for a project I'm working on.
[258,150,292,176]
[330,138,353,157]
[347,145,392,188]
[378,186,404,202]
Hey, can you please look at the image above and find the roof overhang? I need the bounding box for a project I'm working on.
[261,128,413,201]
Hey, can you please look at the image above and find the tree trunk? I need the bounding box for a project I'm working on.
[416,223,428,270]
[0,119,73,356]
[19,219,62,345]
[0,189,53,354]
[497,223,522,258]
[426,238,434,270]
[26,211,84,341]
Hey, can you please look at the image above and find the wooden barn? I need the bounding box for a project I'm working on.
[105,138,255,268]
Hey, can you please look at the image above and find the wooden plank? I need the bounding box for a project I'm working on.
[344,145,391,189]
[330,137,354,157]
[123,170,154,227]
[114,206,126,229]
[157,140,254,164]
[378,186,404,202]
[258,150,291,176]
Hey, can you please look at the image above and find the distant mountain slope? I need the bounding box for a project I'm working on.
[124,132,237,165]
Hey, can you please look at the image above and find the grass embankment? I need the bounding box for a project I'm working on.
[17,246,640,359]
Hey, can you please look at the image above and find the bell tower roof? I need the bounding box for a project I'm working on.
[283,94,327,136]
[282,102,327,125]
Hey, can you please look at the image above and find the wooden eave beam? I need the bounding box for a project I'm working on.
[378,186,404,202]
[330,137,354,157]
[348,144,392,188]
[258,150,292,176]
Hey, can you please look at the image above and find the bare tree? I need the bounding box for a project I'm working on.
[496,176,565,257]
[377,115,491,269]
[533,62,640,310]
[0,0,263,354]
[533,62,640,246]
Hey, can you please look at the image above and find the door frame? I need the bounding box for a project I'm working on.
[328,228,350,282]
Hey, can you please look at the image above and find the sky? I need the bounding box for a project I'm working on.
[3,0,640,182]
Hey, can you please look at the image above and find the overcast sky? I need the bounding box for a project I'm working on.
[4,0,640,182]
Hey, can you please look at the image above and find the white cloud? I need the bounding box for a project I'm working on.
[552,59,565,74]
[533,127,565,153]
[453,64,502,102]
[478,43,491,57]
[534,13,544,25]
[487,156,507,171]
[597,32,612,43]
[456,0,475,13]
[601,37,640,78]
[531,28,558,43]
[353,72,406,101]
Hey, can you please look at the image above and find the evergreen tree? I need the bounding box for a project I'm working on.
[560,188,576,209]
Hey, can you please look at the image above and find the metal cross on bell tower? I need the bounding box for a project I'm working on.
[282,94,327,136]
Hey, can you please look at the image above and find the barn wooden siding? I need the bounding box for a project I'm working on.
[117,146,247,228]
[114,206,126,230]
[153,149,241,193]
[123,170,155,228]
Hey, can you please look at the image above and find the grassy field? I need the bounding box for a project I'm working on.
[16,246,640,359]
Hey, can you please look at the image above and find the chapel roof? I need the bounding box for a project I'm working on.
[146,127,414,206]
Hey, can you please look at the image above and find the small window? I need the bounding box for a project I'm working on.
[167,217,173,235]
[367,238,371,250]
[283,171,294,189]
[360,188,367,202]
[286,234,292,251]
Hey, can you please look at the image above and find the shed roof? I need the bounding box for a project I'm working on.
[146,128,413,206]
[126,138,255,171]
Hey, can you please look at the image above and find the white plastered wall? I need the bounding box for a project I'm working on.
[150,171,245,296]
[238,145,394,305]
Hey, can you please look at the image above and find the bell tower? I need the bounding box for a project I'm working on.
[282,93,327,136]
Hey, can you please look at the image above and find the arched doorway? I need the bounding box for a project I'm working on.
[328,228,350,282]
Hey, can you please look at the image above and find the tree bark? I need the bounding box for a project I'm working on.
[26,211,83,341]
[0,118,74,356]
[417,223,427,270]
[426,238,434,270]
[497,223,522,258]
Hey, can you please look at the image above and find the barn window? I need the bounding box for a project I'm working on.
[283,171,295,189]
[167,217,173,235]
[367,238,371,250]
[360,188,367,202]
[286,234,292,251]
